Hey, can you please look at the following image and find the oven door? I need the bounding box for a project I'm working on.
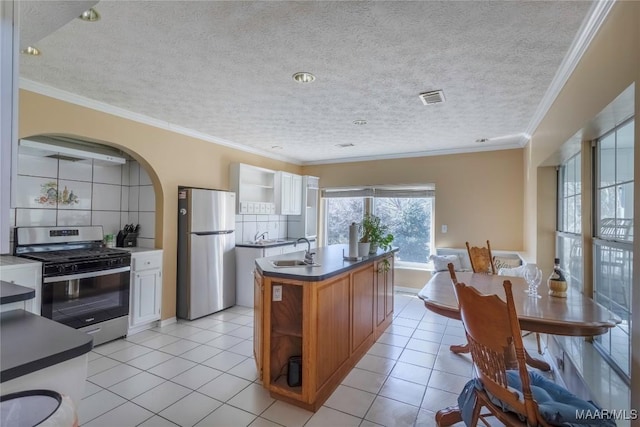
[41,267,130,329]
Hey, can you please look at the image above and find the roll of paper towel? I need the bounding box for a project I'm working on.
[348,222,359,258]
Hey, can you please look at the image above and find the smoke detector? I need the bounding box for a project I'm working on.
[419,90,445,105]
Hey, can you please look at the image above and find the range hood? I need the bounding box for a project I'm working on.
[19,137,127,165]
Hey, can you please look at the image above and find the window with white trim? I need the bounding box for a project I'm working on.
[593,118,634,381]
[322,186,434,265]
[556,153,583,292]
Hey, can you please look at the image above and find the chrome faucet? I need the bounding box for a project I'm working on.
[254,231,268,241]
[295,237,316,264]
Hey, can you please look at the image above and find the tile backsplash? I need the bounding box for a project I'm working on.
[235,214,288,244]
[10,152,156,249]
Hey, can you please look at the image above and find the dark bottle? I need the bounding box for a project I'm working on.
[547,257,567,298]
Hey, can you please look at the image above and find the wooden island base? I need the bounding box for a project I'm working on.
[254,245,396,411]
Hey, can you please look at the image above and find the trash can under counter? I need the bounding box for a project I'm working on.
[0,390,77,427]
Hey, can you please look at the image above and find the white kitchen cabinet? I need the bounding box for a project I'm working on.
[0,256,42,315]
[236,243,305,307]
[128,250,162,334]
[288,175,319,238]
[230,163,276,215]
[275,172,302,215]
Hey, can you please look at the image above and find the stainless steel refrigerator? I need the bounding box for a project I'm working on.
[177,187,236,320]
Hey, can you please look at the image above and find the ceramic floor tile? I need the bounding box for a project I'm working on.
[398,348,437,369]
[227,383,276,415]
[125,329,162,344]
[139,334,182,349]
[364,395,420,427]
[195,403,257,427]
[414,409,438,427]
[201,349,247,371]
[165,325,204,338]
[416,321,447,333]
[207,334,245,350]
[376,332,411,348]
[187,329,224,344]
[87,351,103,362]
[127,350,175,370]
[355,354,397,376]
[228,314,255,326]
[305,406,361,427]
[411,329,444,343]
[226,325,254,339]
[108,371,166,400]
[405,338,441,355]
[83,381,103,399]
[87,356,121,376]
[187,317,223,330]
[159,391,222,427]
[390,362,432,385]
[78,389,127,425]
[427,370,470,395]
[208,322,241,334]
[83,401,154,427]
[228,339,255,356]
[432,353,473,376]
[137,415,179,426]
[386,324,416,338]
[260,400,313,427]
[324,385,376,418]
[158,338,202,355]
[89,363,143,388]
[132,381,192,413]
[148,356,197,379]
[108,343,154,362]
[420,387,459,413]
[367,343,404,360]
[170,364,223,389]
[390,317,420,329]
[227,357,259,381]
[342,367,387,394]
[92,339,134,355]
[379,376,427,407]
[197,372,251,402]
[248,417,284,427]
[179,344,223,363]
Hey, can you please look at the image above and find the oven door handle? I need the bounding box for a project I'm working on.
[43,266,131,283]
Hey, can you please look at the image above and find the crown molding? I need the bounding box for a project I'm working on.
[523,0,616,142]
[19,78,303,165]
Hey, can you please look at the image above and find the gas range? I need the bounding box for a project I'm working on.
[14,226,132,344]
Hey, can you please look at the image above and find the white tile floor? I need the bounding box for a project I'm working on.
[79,292,478,427]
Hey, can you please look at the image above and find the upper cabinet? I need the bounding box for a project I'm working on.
[275,172,302,215]
[288,176,319,238]
[230,163,276,215]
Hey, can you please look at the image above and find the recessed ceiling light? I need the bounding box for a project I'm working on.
[475,138,489,143]
[353,120,367,125]
[21,46,41,56]
[336,143,355,148]
[79,8,100,22]
[292,72,315,84]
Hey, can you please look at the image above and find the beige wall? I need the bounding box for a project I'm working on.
[19,90,303,320]
[522,1,639,410]
[303,149,525,251]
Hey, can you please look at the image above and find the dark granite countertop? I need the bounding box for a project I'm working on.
[0,310,93,382]
[255,244,398,282]
[236,237,316,249]
[0,280,35,305]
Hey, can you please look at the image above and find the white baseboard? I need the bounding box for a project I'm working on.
[159,317,177,327]
[395,286,420,294]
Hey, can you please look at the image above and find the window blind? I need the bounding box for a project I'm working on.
[321,186,434,199]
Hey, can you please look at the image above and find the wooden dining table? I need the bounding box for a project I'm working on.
[418,271,622,370]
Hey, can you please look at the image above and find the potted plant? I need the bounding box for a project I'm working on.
[359,214,394,255]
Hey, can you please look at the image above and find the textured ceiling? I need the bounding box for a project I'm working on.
[19,1,593,164]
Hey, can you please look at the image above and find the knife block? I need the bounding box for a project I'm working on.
[123,232,138,247]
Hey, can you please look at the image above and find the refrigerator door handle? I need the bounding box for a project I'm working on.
[192,230,234,236]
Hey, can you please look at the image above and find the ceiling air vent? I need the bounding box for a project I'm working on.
[419,90,445,106]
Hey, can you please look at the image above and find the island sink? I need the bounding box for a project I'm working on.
[271,259,320,268]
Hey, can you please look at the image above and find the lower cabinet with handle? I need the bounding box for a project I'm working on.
[128,249,163,335]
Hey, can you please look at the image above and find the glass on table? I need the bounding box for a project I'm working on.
[523,264,542,298]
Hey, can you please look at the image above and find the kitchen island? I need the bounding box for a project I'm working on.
[254,244,396,411]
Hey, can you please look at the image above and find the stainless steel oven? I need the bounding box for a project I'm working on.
[15,226,132,345]
[41,267,130,329]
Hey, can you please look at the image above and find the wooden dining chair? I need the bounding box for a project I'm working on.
[437,280,612,427]
[466,240,496,274]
